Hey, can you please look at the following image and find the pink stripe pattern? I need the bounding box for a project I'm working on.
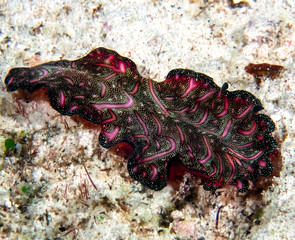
[4,47,277,192]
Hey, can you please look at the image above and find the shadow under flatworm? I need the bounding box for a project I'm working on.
[5,47,277,192]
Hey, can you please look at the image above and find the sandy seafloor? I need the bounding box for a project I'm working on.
[0,0,295,239]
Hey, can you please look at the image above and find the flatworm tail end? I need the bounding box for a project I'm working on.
[156,68,277,192]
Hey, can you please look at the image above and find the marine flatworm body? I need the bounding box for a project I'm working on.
[5,48,277,192]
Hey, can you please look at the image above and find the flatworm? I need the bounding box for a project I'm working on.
[5,47,277,192]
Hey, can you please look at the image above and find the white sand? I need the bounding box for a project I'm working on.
[0,0,294,239]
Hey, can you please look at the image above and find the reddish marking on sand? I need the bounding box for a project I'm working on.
[83,162,98,190]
